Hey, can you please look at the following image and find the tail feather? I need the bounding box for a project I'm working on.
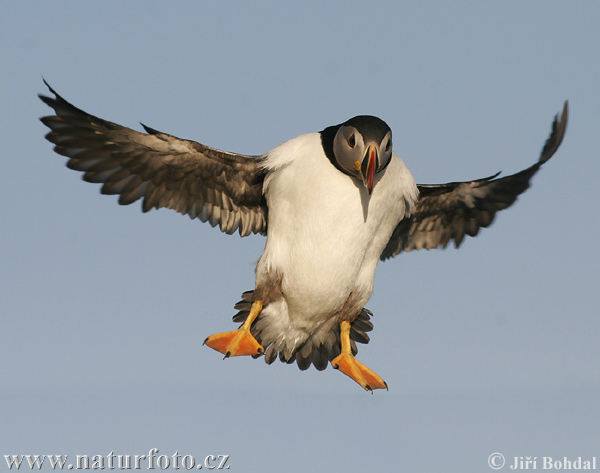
[230,290,374,371]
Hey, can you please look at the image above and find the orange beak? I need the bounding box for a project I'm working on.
[360,143,379,195]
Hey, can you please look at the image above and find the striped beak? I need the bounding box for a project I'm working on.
[360,143,379,195]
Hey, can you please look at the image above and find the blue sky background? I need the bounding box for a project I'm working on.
[2,2,599,472]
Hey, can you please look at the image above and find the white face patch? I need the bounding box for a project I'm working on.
[333,125,366,177]
[333,125,393,179]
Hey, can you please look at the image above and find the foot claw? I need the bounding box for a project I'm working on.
[332,320,387,392]
[331,352,387,392]
[205,300,264,359]
[205,329,264,358]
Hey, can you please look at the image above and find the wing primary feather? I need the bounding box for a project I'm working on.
[381,102,568,259]
[40,81,269,236]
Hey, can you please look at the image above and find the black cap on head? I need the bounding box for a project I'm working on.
[342,115,391,145]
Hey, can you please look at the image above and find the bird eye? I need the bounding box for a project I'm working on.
[347,134,356,148]
[385,139,392,151]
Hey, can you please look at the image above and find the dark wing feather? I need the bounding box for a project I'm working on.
[39,80,267,236]
[381,101,568,259]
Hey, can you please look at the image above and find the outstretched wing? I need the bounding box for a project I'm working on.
[39,81,268,237]
[381,101,568,259]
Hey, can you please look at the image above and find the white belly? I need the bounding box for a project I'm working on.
[256,133,417,335]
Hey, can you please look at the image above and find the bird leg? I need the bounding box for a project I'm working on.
[331,320,387,392]
[204,300,264,358]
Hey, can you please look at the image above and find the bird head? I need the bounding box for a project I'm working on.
[332,115,393,195]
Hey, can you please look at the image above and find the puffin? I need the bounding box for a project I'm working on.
[39,81,568,391]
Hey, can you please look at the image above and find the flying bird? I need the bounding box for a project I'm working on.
[39,81,568,391]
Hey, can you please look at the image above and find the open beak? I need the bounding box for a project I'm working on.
[360,143,379,195]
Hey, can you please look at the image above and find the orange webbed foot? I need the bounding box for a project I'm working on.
[204,329,264,358]
[332,320,387,392]
[204,300,264,359]
[332,352,387,392]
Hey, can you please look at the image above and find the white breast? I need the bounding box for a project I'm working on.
[256,132,417,338]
